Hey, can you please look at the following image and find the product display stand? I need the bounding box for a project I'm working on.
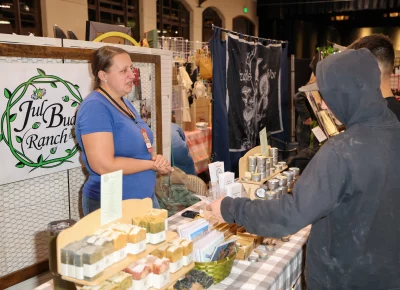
[57,198,194,289]
[238,146,288,186]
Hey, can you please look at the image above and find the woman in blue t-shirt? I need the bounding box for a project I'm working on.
[75,46,173,215]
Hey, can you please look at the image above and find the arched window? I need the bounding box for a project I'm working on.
[233,16,255,36]
[203,7,222,42]
[88,0,140,41]
[0,0,41,36]
[157,0,190,39]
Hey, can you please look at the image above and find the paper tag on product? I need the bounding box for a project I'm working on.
[312,126,328,143]
[260,127,269,157]
[101,170,123,225]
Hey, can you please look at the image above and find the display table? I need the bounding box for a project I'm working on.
[184,127,212,174]
[169,202,311,290]
[35,200,310,290]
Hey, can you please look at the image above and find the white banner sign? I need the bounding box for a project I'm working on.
[0,63,92,185]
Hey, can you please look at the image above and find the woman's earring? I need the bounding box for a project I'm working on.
[104,79,107,83]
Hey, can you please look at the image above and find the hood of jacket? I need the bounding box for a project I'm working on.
[316,48,395,128]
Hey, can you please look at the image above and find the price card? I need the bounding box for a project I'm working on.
[259,127,269,156]
[101,170,123,225]
[312,126,328,143]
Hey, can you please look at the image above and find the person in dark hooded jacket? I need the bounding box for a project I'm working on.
[207,48,400,290]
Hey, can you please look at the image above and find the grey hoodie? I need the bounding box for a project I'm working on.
[221,48,400,290]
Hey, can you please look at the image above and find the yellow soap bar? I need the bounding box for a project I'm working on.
[128,226,146,244]
[180,240,193,256]
[107,271,132,289]
[166,245,183,263]
[153,244,170,259]
[105,232,128,251]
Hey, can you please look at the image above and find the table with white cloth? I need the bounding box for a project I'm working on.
[35,201,310,290]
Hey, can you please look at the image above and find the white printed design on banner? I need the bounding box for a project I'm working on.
[0,63,92,185]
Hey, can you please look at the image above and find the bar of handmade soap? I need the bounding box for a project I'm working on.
[149,218,165,234]
[107,272,132,289]
[180,240,193,256]
[153,244,170,259]
[125,263,151,281]
[166,245,183,263]
[81,281,117,290]
[152,258,170,275]
[128,226,146,244]
[81,245,104,281]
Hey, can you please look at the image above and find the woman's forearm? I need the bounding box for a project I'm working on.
[92,157,155,175]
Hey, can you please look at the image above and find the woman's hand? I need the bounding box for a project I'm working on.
[152,154,170,168]
[157,166,174,175]
[152,154,174,174]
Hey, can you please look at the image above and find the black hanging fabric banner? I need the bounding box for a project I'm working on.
[226,34,283,152]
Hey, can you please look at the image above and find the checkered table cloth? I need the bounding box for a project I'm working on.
[184,127,212,174]
[169,202,311,290]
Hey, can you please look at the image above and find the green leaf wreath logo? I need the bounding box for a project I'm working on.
[0,68,82,171]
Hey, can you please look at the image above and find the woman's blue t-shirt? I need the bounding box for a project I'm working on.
[75,91,156,200]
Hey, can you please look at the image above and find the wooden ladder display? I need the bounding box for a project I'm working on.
[56,198,194,289]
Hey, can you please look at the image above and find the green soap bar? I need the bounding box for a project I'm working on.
[82,245,104,265]
[74,248,85,268]
[149,219,165,234]
[61,241,83,266]
[107,272,133,289]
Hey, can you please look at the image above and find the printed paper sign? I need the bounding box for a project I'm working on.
[101,170,123,225]
[259,127,269,156]
[0,63,92,185]
[312,126,328,143]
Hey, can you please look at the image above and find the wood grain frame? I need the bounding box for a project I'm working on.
[0,42,163,288]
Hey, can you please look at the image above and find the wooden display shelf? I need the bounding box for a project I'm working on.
[56,199,193,288]
[75,262,195,290]
[62,231,177,286]
[239,166,288,186]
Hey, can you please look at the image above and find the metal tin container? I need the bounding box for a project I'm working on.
[275,164,282,171]
[270,147,279,157]
[267,179,280,190]
[256,250,268,260]
[269,168,276,177]
[249,164,256,173]
[265,244,275,252]
[288,181,295,190]
[257,156,267,166]
[255,187,266,199]
[282,171,294,182]
[275,187,282,199]
[265,162,271,170]
[248,156,257,166]
[266,190,277,200]
[248,255,259,262]
[280,186,288,195]
[289,167,300,178]
[277,176,287,186]
[260,171,267,179]
[252,173,261,182]
[258,165,266,172]
[278,161,287,167]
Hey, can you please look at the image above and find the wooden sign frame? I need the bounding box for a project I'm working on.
[0,42,163,154]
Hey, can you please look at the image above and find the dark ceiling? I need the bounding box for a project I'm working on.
[257,0,400,16]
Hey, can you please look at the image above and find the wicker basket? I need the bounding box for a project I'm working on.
[194,250,237,284]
